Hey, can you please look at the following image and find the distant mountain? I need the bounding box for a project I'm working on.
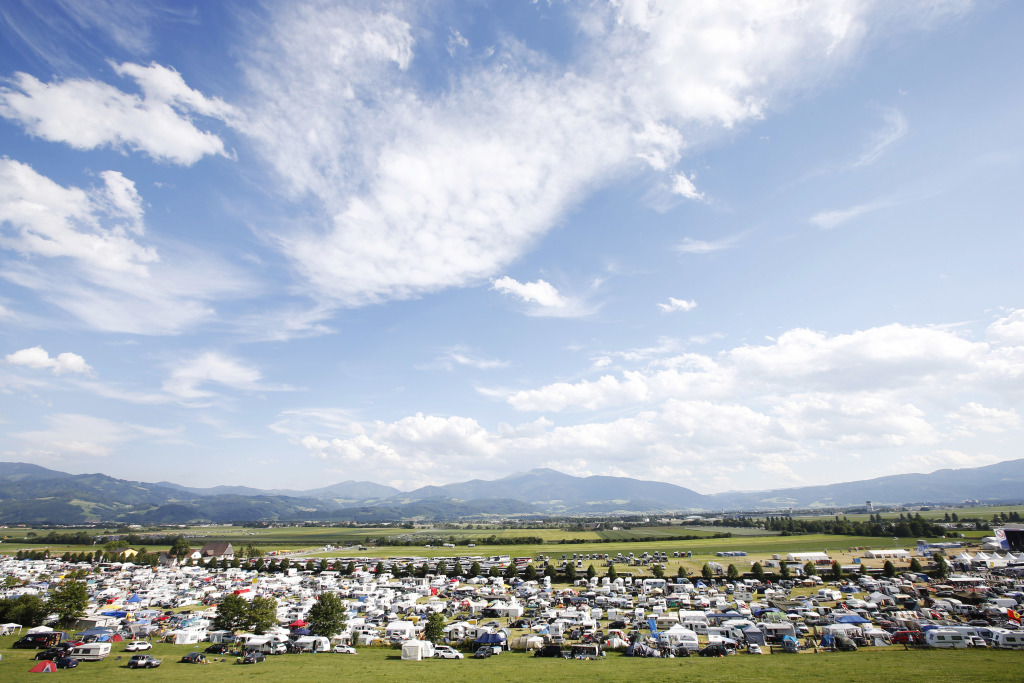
[705,458,1024,509]
[401,468,710,511]
[1,458,1023,523]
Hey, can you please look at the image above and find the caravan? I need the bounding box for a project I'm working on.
[924,629,968,649]
[68,642,112,661]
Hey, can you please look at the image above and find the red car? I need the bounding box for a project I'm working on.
[891,630,924,645]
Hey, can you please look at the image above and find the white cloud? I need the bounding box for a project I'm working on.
[163,352,291,401]
[5,346,93,375]
[0,63,236,165]
[658,297,698,313]
[988,309,1024,345]
[676,233,742,254]
[237,1,937,307]
[432,347,509,372]
[491,276,589,317]
[947,402,1021,435]
[11,413,175,458]
[853,107,907,167]
[809,201,885,229]
[670,173,704,201]
[0,159,252,334]
[447,27,469,57]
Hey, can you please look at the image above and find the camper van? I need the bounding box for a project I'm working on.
[924,629,968,649]
[68,642,112,661]
[995,630,1024,649]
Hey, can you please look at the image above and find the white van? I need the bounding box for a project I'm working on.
[68,642,112,660]
[925,629,968,649]
[995,631,1024,649]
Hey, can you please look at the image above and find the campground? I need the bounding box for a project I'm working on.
[1,637,1019,682]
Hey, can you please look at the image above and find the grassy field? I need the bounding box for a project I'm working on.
[1,638,1019,683]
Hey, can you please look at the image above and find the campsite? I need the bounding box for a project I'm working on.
[2,518,1024,682]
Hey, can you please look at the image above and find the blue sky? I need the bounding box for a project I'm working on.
[1,0,1022,494]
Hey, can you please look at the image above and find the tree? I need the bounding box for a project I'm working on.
[435,560,448,577]
[249,596,278,634]
[651,563,664,580]
[586,564,597,581]
[751,562,766,583]
[564,563,578,583]
[48,580,89,626]
[544,564,557,580]
[882,560,896,578]
[423,612,446,644]
[830,561,843,582]
[726,564,739,581]
[213,594,250,631]
[676,565,689,579]
[779,564,791,580]
[933,553,949,579]
[701,564,713,581]
[858,563,868,576]
[523,563,538,581]
[469,561,481,578]
[803,561,817,577]
[909,557,923,573]
[170,536,190,560]
[306,592,347,637]
[488,565,501,578]
[0,594,48,627]
[607,564,618,581]
[503,562,518,581]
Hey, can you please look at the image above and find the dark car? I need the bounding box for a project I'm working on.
[698,644,733,657]
[13,633,64,649]
[473,647,494,659]
[241,651,266,664]
[205,643,230,654]
[35,646,72,660]
[181,652,208,664]
[56,657,79,669]
[534,644,569,658]
[128,654,162,669]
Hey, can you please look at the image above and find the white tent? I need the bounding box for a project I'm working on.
[401,639,434,661]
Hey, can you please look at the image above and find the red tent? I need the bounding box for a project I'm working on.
[29,660,57,673]
[288,620,307,628]
[110,633,124,642]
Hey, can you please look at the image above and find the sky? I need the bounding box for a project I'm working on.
[0,0,1022,495]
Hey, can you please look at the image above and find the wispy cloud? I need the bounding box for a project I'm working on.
[676,233,743,254]
[853,107,907,168]
[809,200,886,229]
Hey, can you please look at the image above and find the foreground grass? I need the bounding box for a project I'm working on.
[1,638,1019,683]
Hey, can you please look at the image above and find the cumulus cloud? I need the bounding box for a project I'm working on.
[0,62,237,165]
[236,1,932,307]
[299,312,1024,490]
[0,159,252,334]
[670,173,704,201]
[658,297,698,313]
[491,276,588,317]
[5,346,93,375]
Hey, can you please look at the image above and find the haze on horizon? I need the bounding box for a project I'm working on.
[1,0,1022,495]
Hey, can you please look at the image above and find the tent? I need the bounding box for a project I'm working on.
[835,614,871,624]
[401,639,434,661]
[29,660,57,673]
[742,626,766,646]
[474,632,506,646]
[623,642,660,657]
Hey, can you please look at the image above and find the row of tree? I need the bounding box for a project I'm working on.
[0,580,89,628]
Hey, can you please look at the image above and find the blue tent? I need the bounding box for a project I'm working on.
[100,611,127,618]
[125,594,142,603]
[474,632,505,645]
[835,614,870,624]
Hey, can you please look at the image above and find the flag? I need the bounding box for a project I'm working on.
[1008,608,1020,623]
[648,616,659,636]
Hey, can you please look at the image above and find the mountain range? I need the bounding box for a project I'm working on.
[1,458,1022,524]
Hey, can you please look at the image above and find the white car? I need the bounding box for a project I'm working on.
[124,641,152,652]
[434,645,464,659]
[332,645,357,654]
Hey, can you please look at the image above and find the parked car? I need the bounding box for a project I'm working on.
[13,633,65,649]
[698,644,734,657]
[180,652,208,664]
[35,646,72,660]
[473,647,494,659]
[125,641,152,652]
[332,645,357,654]
[891,630,924,645]
[241,651,266,664]
[205,643,230,654]
[533,644,569,658]
[56,657,79,669]
[433,645,463,659]
[128,654,162,669]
